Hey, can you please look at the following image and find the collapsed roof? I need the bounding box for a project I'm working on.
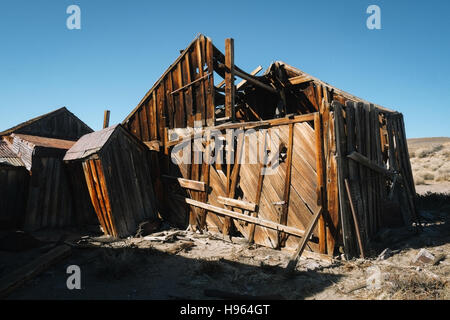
[123,34,396,145]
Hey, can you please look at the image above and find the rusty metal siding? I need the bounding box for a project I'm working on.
[0,141,24,167]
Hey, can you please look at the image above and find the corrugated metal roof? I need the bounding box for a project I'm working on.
[64,125,119,161]
[0,141,25,167]
[13,134,76,150]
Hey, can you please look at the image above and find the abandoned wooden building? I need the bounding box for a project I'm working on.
[64,124,159,238]
[122,34,416,258]
[0,108,96,231]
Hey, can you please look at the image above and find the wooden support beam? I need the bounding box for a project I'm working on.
[103,110,110,129]
[170,73,212,95]
[267,113,315,126]
[278,123,294,247]
[218,63,277,94]
[225,38,235,121]
[334,102,353,257]
[347,151,394,176]
[165,113,317,150]
[236,66,263,90]
[217,196,256,212]
[344,179,365,258]
[286,206,323,272]
[314,112,327,254]
[249,131,267,243]
[217,65,263,89]
[183,197,306,238]
[287,75,313,86]
[161,175,206,192]
[224,130,245,236]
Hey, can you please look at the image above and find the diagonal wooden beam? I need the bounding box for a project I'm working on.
[182,197,306,238]
[286,206,323,272]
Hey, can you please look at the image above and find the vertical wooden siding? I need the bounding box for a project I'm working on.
[23,157,74,230]
[82,159,118,237]
[167,116,329,254]
[0,166,29,229]
[124,35,215,142]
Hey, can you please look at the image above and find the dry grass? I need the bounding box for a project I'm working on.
[386,273,448,300]
[408,140,450,185]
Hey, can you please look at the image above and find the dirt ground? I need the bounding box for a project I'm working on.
[1,196,449,300]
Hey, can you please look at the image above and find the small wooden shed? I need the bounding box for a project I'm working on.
[5,134,95,230]
[64,124,159,238]
[0,107,96,231]
[0,141,29,229]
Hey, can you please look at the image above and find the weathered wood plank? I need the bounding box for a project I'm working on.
[224,38,235,121]
[314,112,327,254]
[286,206,323,271]
[184,197,306,238]
[344,179,365,258]
[162,175,206,192]
[278,123,294,247]
[334,101,353,257]
[217,196,256,212]
[347,151,393,176]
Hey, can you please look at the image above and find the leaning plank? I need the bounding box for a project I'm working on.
[0,245,71,298]
[314,112,326,254]
[162,175,206,192]
[278,123,294,247]
[183,197,306,237]
[217,196,256,212]
[344,179,365,258]
[334,102,353,257]
[248,132,268,243]
[347,151,394,176]
[285,206,323,272]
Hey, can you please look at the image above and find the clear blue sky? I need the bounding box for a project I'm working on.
[0,0,449,138]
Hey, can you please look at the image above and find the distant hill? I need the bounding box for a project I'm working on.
[406,137,450,191]
[407,137,450,153]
